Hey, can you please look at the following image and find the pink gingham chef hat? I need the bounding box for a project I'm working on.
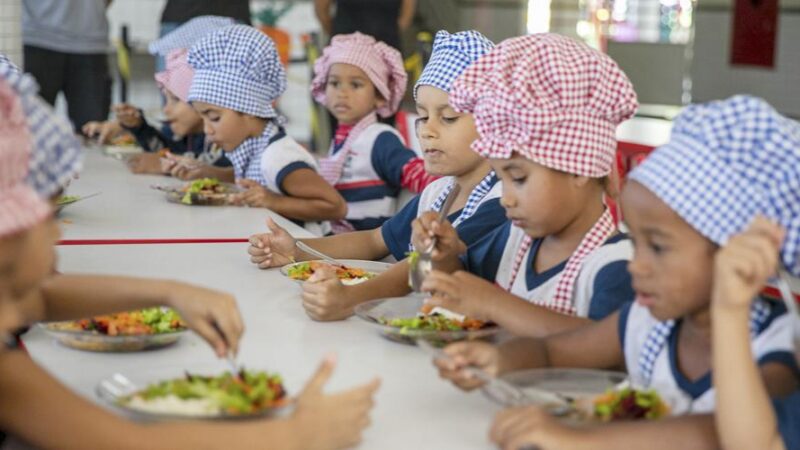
[311,32,407,118]
[155,48,194,103]
[450,33,638,177]
[0,78,50,238]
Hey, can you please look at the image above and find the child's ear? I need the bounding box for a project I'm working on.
[571,174,591,188]
[375,97,387,110]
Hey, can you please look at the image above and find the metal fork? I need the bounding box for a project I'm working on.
[96,373,138,401]
[409,185,461,292]
[415,339,572,414]
[775,267,800,340]
[295,241,347,269]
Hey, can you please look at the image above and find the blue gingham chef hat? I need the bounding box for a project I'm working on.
[188,25,287,118]
[414,30,494,99]
[148,15,236,56]
[0,55,82,198]
[629,95,800,276]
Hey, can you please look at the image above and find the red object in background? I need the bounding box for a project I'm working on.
[730,0,779,67]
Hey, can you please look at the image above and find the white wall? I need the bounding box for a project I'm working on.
[0,0,22,65]
[691,9,800,118]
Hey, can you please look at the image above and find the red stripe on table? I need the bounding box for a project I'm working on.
[334,180,386,190]
[57,238,249,245]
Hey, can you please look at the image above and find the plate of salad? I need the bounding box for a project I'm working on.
[482,368,668,422]
[354,296,498,346]
[39,307,187,352]
[154,178,240,206]
[97,365,289,420]
[280,260,390,285]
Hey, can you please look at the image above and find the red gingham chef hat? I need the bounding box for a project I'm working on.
[450,33,638,177]
[0,78,50,238]
[311,32,407,118]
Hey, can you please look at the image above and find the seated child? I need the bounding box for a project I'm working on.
[434,96,800,450]
[82,16,235,179]
[311,32,437,233]
[188,25,346,235]
[248,30,508,321]
[413,33,637,337]
[0,73,378,450]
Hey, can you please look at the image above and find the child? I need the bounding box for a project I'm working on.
[247,30,508,321]
[434,96,799,450]
[0,54,82,199]
[311,32,437,233]
[0,76,378,450]
[188,25,346,235]
[82,16,234,179]
[413,34,637,337]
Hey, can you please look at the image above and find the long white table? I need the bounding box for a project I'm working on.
[60,149,314,241]
[23,243,501,449]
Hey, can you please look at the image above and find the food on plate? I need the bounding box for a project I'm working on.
[109,133,137,146]
[592,387,670,421]
[121,370,288,416]
[379,306,488,333]
[180,178,230,205]
[286,261,377,285]
[48,307,185,336]
[56,194,80,206]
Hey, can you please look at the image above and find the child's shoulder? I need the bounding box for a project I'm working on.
[579,233,633,275]
[353,122,404,148]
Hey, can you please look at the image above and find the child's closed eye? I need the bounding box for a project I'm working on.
[441,116,460,125]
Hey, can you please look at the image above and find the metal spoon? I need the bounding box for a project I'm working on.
[409,184,461,292]
[295,241,347,269]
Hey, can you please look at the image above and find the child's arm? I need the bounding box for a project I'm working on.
[0,351,378,450]
[433,312,625,391]
[248,218,391,269]
[490,406,719,450]
[712,217,789,450]
[39,274,243,357]
[233,169,347,221]
[421,270,592,337]
[301,260,412,321]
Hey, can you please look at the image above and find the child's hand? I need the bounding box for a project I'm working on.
[167,156,209,180]
[126,152,163,174]
[421,270,498,321]
[301,265,353,321]
[410,211,466,261]
[112,103,143,128]
[247,218,298,269]
[293,355,380,450]
[713,216,784,311]
[433,341,500,391]
[81,120,123,144]
[163,281,244,358]
[490,406,573,450]
[230,179,276,208]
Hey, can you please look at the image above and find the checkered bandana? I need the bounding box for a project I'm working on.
[155,49,194,103]
[505,208,616,315]
[628,95,800,276]
[148,15,236,56]
[228,120,281,185]
[413,30,494,99]
[431,170,497,227]
[0,78,50,237]
[450,33,638,177]
[637,299,771,386]
[0,57,83,199]
[311,32,407,118]
[188,25,287,118]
